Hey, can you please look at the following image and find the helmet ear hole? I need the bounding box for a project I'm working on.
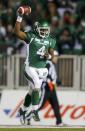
[34,21,39,27]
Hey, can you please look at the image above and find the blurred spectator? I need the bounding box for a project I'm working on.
[0,19,6,53]
[76,0,85,22]
[62,10,76,36]
[1,7,14,26]
[76,20,85,54]
[50,16,60,36]
[58,27,75,54]
[47,1,60,21]
[32,2,46,22]
[47,1,57,16]
[57,0,75,18]
[0,20,6,42]
[63,10,72,24]
[6,24,17,45]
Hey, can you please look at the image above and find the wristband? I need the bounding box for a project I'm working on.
[16,16,23,22]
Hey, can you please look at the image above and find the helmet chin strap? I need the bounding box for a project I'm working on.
[39,32,46,39]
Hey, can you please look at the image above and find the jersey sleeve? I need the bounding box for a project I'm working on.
[50,38,56,49]
[50,37,59,55]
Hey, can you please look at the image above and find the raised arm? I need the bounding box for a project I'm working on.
[14,20,27,40]
[14,6,31,41]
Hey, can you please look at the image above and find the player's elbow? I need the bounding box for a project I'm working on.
[13,28,21,39]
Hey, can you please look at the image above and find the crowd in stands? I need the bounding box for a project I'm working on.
[0,0,85,55]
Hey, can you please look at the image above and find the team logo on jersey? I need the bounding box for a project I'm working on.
[35,38,49,46]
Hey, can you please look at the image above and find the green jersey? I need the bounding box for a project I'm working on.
[25,30,56,68]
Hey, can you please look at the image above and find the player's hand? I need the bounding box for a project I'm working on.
[17,6,31,16]
[44,52,49,59]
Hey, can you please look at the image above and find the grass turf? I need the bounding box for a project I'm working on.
[0,128,85,131]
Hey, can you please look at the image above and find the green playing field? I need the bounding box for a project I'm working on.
[0,128,85,131]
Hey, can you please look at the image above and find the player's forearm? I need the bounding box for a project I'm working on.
[14,17,27,40]
[14,21,21,36]
[52,56,58,64]
[49,48,58,64]
[14,6,30,40]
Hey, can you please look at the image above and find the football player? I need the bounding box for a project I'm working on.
[14,6,57,123]
[20,52,63,126]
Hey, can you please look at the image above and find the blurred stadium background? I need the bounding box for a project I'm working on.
[0,0,85,128]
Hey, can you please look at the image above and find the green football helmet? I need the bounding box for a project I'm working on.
[34,21,50,38]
